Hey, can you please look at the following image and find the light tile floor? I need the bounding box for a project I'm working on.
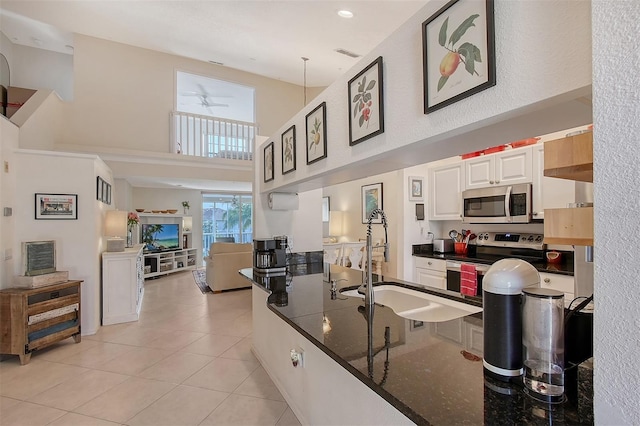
[0,271,301,426]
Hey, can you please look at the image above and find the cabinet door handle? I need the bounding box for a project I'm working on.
[495,180,500,184]
[544,278,551,284]
[489,180,494,184]
[427,261,432,266]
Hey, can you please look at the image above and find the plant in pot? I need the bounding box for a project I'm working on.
[182,201,190,214]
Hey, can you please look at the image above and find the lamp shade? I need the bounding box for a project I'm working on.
[105,210,127,237]
[329,211,344,237]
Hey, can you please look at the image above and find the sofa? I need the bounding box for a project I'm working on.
[205,242,253,293]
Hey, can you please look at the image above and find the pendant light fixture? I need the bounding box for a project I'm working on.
[301,57,309,106]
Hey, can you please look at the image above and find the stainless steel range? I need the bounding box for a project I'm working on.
[446,232,545,294]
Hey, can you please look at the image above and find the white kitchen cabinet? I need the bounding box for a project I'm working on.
[102,245,144,325]
[428,161,465,220]
[539,272,575,304]
[414,257,446,290]
[532,144,576,220]
[464,147,533,190]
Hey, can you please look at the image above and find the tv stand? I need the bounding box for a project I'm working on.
[143,248,198,279]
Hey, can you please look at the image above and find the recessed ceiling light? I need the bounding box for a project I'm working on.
[337,10,354,18]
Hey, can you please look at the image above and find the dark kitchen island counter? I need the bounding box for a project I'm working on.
[241,264,593,425]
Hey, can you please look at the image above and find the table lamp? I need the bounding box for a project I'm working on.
[329,211,344,242]
[105,210,127,252]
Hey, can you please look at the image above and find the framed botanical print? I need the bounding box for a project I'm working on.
[281,125,296,174]
[409,176,424,201]
[361,182,383,224]
[422,0,496,114]
[306,102,327,164]
[264,141,274,182]
[348,56,384,146]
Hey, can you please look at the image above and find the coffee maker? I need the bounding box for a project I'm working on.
[253,237,288,275]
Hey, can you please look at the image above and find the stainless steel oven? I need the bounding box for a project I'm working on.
[462,183,532,224]
[446,260,490,294]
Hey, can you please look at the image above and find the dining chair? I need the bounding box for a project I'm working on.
[323,243,343,265]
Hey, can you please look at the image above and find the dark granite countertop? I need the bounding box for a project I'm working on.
[412,248,575,277]
[242,264,593,425]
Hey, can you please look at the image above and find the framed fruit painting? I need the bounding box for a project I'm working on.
[422,0,495,114]
[306,102,327,164]
[281,124,296,174]
[348,56,384,146]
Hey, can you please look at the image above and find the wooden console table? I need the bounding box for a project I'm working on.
[0,280,82,364]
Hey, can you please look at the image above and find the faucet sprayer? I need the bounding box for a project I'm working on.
[363,208,389,306]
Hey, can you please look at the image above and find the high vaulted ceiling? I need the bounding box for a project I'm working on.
[0,0,427,88]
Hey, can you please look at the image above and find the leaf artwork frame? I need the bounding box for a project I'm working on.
[306,102,327,164]
[361,183,383,224]
[348,56,384,146]
[264,141,274,183]
[422,0,495,114]
[281,125,296,174]
[409,176,424,201]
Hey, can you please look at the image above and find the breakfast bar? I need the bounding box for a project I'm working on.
[242,264,593,425]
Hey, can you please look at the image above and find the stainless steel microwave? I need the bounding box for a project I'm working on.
[462,183,532,224]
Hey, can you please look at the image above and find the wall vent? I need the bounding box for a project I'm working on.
[334,48,360,58]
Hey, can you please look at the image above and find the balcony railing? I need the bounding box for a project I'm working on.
[171,111,257,160]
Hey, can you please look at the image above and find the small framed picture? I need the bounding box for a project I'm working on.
[96,177,103,202]
[422,0,496,114]
[409,176,424,201]
[361,183,383,224]
[35,193,78,220]
[348,56,384,146]
[101,180,108,203]
[281,125,296,174]
[106,183,112,205]
[306,102,327,165]
[264,141,274,182]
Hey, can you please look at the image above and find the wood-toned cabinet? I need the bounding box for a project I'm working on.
[464,147,533,190]
[428,161,465,220]
[102,245,144,325]
[543,131,594,245]
[0,280,82,364]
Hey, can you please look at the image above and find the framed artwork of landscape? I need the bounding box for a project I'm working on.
[422,0,495,114]
[361,183,383,224]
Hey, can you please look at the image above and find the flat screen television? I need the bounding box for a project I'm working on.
[141,223,180,252]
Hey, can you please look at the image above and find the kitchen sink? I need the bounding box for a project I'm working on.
[341,284,482,323]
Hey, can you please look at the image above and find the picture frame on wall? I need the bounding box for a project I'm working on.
[106,183,112,205]
[422,0,496,114]
[35,193,78,220]
[281,124,296,174]
[348,56,384,146]
[96,176,103,201]
[361,182,383,224]
[264,141,274,182]
[409,176,424,201]
[322,196,330,222]
[101,180,108,204]
[305,102,327,165]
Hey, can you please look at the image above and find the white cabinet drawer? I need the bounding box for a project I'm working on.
[539,272,574,299]
[414,257,446,272]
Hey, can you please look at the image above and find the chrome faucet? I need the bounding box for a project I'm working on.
[362,208,389,306]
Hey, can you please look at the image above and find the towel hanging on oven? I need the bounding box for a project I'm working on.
[460,263,478,296]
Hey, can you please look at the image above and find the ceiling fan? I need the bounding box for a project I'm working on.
[180,84,230,111]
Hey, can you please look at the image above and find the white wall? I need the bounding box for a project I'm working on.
[592,1,640,424]
[10,44,73,101]
[0,117,19,288]
[10,89,64,150]
[65,34,312,154]
[13,150,111,335]
[259,0,591,194]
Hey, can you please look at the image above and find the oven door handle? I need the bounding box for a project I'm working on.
[446,261,490,275]
[504,185,512,222]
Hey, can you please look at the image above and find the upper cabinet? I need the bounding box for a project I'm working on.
[428,161,465,221]
[543,131,594,245]
[463,147,533,190]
